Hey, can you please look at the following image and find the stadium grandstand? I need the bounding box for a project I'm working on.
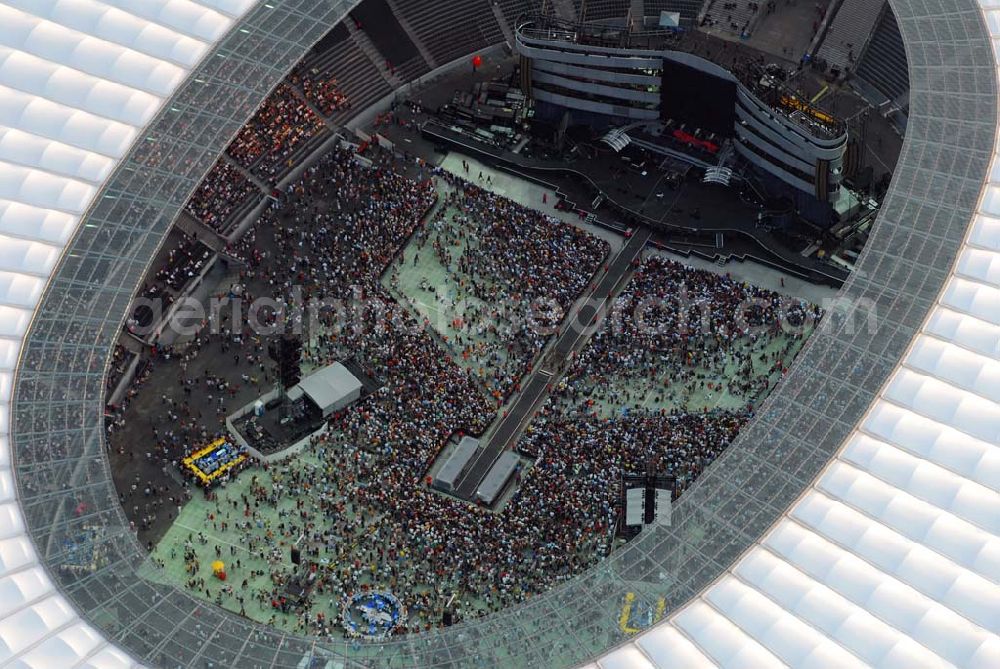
[0,0,996,668]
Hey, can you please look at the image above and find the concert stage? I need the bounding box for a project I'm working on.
[407,121,848,287]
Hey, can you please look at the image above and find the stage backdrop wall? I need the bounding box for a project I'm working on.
[660,59,738,137]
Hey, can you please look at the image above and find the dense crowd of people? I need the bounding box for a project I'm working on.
[449,180,606,309]
[182,71,352,233]
[185,159,259,231]
[524,255,821,492]
[384,174,608,400]
[225,83,327,182]
[105,343,134,395]
[125,237,213,333]
[108,140,819,639]
[568,255,821,415]
[157,238,214,292]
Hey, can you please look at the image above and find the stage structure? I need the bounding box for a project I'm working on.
[514,14,849,208]
[227,361,365,462]
[182,437,249,487]
[290,362,362,418]
[433,436,482,493]
[475,451,522,506]
[619,468,676,541]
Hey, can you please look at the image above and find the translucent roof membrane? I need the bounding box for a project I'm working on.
[0,1,255,668]
[1,0,998,667]
[589,1,1000,666]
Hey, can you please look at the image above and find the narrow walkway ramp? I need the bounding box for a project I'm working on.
[454,226,653,499]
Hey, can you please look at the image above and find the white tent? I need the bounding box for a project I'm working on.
[295,362,362,416]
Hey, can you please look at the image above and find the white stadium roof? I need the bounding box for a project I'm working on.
[0,1,254,667]
[587,3,1000,666]
[0,0,996,667]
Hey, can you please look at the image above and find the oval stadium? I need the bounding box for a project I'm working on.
[0,0,997,667]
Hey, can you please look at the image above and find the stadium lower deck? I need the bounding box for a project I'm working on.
[109,136,827,638]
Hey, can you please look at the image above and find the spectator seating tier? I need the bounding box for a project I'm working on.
[854,2,908,102]
[350,0,423,67]
[815,0,885,72]
[496,0,543,26]
[296,25,394,127]
[391,0,505,66]
[700,0,763,37]
[644,0,705,23]
[574,0,631,22]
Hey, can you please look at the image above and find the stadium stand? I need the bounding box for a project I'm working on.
[855,2,909,102]
[574,0,631,22]
[495,0,543,30]
[184,158,261,232]
[224,83,329,184]
[391,0,505,65]
[700,0,762,36]
[350,0,423,67]
[296,24,393,126]
[547,0,581,22]
[815,0,885,72]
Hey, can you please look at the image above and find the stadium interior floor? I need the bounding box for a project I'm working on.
[432,152,838,305]
[149,201,808,605]
[122,141,825,637]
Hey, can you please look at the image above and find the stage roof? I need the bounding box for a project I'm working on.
[296,362,361,413]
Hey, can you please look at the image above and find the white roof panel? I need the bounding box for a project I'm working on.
[0,127,114,184]
[0,5,185,95]
[77,645,139,669]
[0,47,160,126]
[884,368,1000,444]
[956,247,1000,286]
[905,335,1000,402]
[0,236,59,276]
[98,0,233,42]
[635,625,717,668]
[862,401,1000,489]
[0,202,77,245]
[597,646,656,669]
[924,307,1000,359]
[2,0,208,68]
[0,85,134,157]
[0,1,252,668]
[940,276,1000,325]
[840,433,1000,532]
[15,622,105,669]
[672,601,786,668]
[703,578,865,668]
[0,163,96,214]
[969,213,1000,250]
